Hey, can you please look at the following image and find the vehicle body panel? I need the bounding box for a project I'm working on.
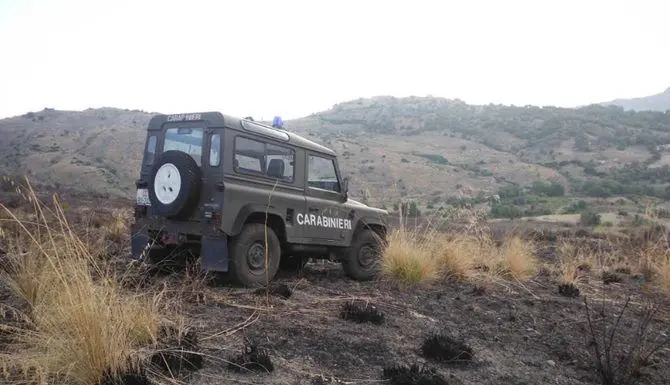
[130,111,389,274]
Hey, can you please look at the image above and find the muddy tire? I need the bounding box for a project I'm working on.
[342,229,383,281]
[228,223,281,287]
[148,150,202,219]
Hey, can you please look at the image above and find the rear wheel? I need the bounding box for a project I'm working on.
[228,223,281,287]
[342,229,383,281]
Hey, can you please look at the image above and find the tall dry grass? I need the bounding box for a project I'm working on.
[380,205,538,286]
[555,240,592,286]
[380,228,440,285]
[0,180,167,385]
[661,258,670,293]
[636,241,670,294]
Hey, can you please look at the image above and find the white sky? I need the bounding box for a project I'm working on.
[0,0,668,120]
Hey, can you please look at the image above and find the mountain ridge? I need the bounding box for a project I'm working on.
[2,94,670,214]
[599,86,670,112]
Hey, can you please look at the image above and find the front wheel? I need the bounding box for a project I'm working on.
[228,223,281,287]
[342,229,383,281]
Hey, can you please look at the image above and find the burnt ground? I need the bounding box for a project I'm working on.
[167,261,670,385]
[1,255,669,385]
[1,193,669,385]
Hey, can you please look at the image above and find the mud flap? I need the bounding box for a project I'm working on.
[200,235,228,272]
[130,222,150,260]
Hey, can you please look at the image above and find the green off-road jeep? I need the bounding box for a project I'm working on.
[130,112,389,286]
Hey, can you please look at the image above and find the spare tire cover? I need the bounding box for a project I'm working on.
[148,150,202,219]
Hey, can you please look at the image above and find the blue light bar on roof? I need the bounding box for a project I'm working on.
[272,116,284,129]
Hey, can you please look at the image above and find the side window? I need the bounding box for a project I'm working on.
[209,134,221,167]
[234,137,263,173]
[145,135,157,164]
[266,143,294,182]
[308,155,340,192]
[234,136,295,182]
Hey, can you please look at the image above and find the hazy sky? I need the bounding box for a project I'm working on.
[1,0,668,120]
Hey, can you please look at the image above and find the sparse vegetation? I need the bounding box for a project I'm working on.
[1,182,669,384]
[580,211,602,226]
[420,333,473,363]
[381,208,538,286]
[583,296,670,385]
[0,182,195,385]
[339,301,385,325]
[380,228,439,285]
[227,344,274,374]
[382,363,448,385]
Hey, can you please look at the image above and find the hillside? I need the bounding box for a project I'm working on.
[600,87,670,112]
[2,98,670,213]
[0,107,152,197]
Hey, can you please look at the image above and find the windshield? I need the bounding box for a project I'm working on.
[163,127,204,166]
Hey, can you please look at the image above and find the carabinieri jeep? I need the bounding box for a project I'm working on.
[130,112,389,286]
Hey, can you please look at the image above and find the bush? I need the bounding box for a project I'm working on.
[583,297,670,385]
[491,203,523,219]
[565,200,589,214]
[580,211,601,226]
[530,180,565,197]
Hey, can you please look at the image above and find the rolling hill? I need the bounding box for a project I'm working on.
[599,86,670,112]
[2,97,670,214]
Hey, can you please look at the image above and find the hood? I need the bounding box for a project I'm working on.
[345,198,389,217]
[347,198,368,207]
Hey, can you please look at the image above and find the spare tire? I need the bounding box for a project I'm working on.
[148,150,202,219]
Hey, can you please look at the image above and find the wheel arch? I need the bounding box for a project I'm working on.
[352,217,388,244]
[229,205,287,244]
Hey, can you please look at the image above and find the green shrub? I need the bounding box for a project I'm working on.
[580,211,601,226]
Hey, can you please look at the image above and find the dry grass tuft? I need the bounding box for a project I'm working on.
[380,228,439,286]
[660,258,670,293]
[0,180,169,385]
[104,209,128,244]
[500,236,537,280]
[433,236,481,281]
[632,236,670,294]
[558,259,583,286]
[380,206,537,286]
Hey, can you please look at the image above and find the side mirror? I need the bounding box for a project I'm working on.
[341,177,349,201]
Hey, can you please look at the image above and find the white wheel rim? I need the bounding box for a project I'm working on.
[154,163,181,205]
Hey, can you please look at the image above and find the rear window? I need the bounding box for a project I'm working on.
[163,127,204,166]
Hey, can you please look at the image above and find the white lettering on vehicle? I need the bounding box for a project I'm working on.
[166,113,202,122]
[296,213,352,230]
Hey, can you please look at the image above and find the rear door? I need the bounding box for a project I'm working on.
[138,120,223,223]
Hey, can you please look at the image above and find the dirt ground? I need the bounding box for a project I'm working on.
[2,247,669,385]
[1,193,669,385]
[152,258,670,385]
